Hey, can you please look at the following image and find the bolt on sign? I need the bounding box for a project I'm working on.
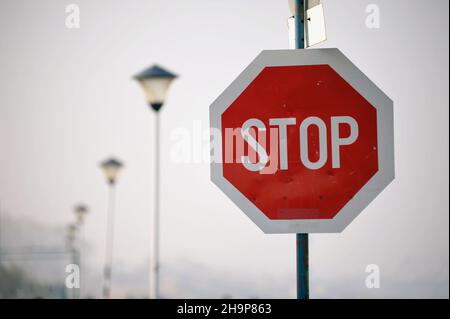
[210,49,394,233]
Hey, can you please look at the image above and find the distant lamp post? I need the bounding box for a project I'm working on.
[67,223,80,299]
[74,204,88,226]
[134,64,177,299]
[101,158,123,185]
[73,203,88,298]
[67,223,77,247]
[100,157,123,299]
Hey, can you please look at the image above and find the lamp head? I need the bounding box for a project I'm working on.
[73,204,88,224]
[133,64,177,112]
[100,157,124,185]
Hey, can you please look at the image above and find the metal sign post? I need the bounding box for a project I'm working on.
[294,0,309,300]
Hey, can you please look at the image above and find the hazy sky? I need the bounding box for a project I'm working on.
[0,0,448,298]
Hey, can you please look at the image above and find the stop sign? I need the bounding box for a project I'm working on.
[210,49,394,233]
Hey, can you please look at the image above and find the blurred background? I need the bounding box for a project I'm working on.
[0,0,448,298]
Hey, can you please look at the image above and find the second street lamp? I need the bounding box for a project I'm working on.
[100,157,123,299]
[134,64,177,299]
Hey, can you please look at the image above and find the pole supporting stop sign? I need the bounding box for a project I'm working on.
[210,48,394,233]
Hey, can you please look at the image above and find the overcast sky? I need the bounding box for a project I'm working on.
[0,0,448,298]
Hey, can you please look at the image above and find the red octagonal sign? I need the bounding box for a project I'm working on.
[210,49,394,233]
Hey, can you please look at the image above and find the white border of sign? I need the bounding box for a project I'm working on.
[210,48,394,233]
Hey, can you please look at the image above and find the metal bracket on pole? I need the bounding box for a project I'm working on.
[288,0,326,48]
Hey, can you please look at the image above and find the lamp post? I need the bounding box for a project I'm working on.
[74,204,88,226]
[133,64,177,299]
[100,157,123,299]
[73,203,88,298]
[67,224,77,248]
[66,223,79,299]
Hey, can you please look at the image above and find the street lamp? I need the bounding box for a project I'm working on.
[134,65,177,112]
[73,203,88,298]
[101,158,123,185]
[66,223,79,299]
[134,64,177,299]
[100,157,123,299]
[74,204,88,226]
